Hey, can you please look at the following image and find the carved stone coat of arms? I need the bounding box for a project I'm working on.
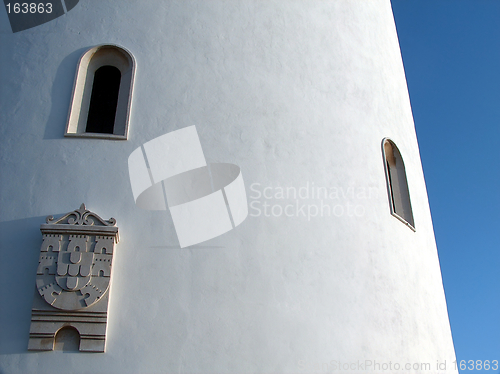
[28,204,119,352]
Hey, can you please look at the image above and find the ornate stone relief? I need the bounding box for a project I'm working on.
[28,204,119,352]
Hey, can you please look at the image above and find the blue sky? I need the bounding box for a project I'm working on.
[391,1,499,372]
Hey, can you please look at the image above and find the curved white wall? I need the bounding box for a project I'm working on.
[0,1,457,373]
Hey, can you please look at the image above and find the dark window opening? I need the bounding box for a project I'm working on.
[383,139,415,229]
[86,65,121,134]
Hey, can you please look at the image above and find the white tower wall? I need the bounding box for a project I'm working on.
[0,1,457,373]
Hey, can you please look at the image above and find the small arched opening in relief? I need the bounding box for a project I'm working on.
[65,44,135,140]
[382,138,415,230]
[54,326,81,352]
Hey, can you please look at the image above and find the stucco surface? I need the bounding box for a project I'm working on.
[0,1,457,373]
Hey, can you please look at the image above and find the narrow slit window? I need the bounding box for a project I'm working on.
[86,66,121,134]
[382,138,415,230]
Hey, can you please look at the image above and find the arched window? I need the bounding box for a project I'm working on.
[382,138,415,230]
[65,44,135,140]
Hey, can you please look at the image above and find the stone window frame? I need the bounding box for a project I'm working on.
[64,44,136,140]
[382,138,416,231]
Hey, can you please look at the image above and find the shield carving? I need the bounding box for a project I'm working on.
[35,205,117,311]
[29,204,118,353]
[55,250,93,291]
